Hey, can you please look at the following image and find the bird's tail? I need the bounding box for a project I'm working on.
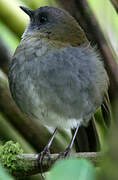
[72,116,100,152]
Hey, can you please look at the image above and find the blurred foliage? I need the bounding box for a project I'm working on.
[0,163,14,180]
[0,0,28,38]
[25,0,59,9]
[0,21,19,52]
[87,0,118,63]
[95,109,108,150]
[46,158,96,180]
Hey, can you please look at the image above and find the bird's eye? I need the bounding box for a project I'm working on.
[39,15,48,24]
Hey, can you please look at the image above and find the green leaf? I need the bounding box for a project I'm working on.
[47,158,96,180]
[0,163,14,180]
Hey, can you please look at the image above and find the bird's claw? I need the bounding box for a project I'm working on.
[38,147,51,179]
[38,146,51,163]
[56,147,71,160]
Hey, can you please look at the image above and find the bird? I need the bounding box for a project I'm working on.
[8,6,109,160]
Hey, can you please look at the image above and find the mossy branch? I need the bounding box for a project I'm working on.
[0,141,103,177]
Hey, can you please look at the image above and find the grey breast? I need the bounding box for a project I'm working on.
[9,44,108,124]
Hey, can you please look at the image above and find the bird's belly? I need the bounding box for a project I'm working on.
[13,78,93,129]
[16,81,81,128]
[30,106,83,129]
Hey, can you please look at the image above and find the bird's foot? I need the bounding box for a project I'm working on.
[38,145,51,163]
[38,146,51,179]
[56,147,71,160]
[38,128,58,179]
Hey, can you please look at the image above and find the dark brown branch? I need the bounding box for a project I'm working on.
[111,0,118,13]
[0,38,10,75]
[10,152,103,177]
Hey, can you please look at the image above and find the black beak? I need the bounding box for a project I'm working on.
[20,6,33,18]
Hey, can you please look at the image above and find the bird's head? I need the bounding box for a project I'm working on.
[20,6,88,47]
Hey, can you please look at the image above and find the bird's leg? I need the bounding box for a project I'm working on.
[57,124,80,159]
[38,128,58,161]
[38,128,58,179]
